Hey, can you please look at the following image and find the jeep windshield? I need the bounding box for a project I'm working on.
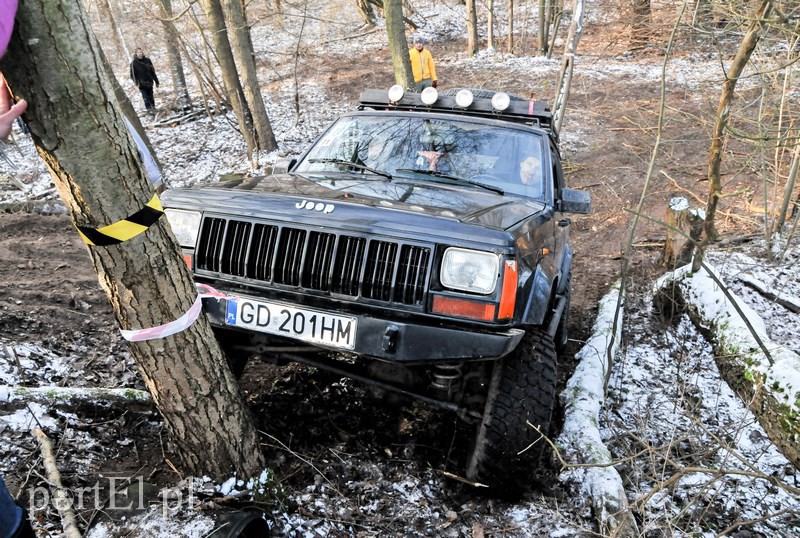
[293,113,547,199]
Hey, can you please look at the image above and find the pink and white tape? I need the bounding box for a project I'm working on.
[120,284,227,342]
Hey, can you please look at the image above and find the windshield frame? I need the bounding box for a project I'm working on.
[292,111,553,204]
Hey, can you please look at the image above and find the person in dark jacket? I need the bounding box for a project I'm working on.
[129,48,159,114]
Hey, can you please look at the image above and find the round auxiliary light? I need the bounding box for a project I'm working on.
[491,92,511,112]
[387,84,405,103]
[454,89,474,108]
[420,87,439,106]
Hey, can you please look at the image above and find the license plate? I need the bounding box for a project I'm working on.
[225,297,357,350]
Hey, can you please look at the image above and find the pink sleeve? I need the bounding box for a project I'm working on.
[0,0,19,57]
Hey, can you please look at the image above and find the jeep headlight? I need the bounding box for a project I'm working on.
[164,209,201,247]
[441,248,499,294]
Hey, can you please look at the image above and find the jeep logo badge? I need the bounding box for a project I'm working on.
[295,200,334,214]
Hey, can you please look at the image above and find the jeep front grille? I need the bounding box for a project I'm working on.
[196,217,431,306]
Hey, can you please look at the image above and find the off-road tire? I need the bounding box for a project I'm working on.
[555,275,571,353]
[465,328,557,495]
[440,88,526,102]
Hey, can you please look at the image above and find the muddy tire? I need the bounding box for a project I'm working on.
[555,275,571,353]
[466,328,557,495]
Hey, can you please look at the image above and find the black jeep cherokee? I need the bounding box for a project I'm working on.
[162,87,590,493]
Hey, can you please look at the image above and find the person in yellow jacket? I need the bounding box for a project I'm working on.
[409,36,438,92]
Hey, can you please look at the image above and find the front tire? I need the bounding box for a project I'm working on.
[465,328,557,495]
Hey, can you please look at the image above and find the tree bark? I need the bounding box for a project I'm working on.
[157,0,192,109]
[507,0,514,54]
[384,0,414,89]
[631,0,652,49]
[355,0,377,26]
[466,0,478,56]
[538,0,546,55]
[552,0,585,133]
[487,0,495,50]
[1,0,265,480]
[199,0,259,159]
[661,195,703,268]
[96,0,128,60]
[222,0,278,156]
[693,0,772,272]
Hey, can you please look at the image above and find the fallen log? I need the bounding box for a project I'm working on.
[0,386,153,413]
[657,264,800,467]
[557,282,638,537]
[736,272,800,313]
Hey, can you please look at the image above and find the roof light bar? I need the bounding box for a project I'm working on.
[387,84,405,103]
[420,87,439,106]
[491,92,511,112]
[455,89,474,108]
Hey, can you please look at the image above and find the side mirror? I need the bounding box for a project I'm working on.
[272,158,296,174]
[560,188,591,214]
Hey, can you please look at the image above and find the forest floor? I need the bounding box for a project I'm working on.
[1,1,800,537]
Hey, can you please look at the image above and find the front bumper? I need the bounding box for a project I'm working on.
[202,294,524,363]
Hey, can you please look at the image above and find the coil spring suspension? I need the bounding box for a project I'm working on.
[431,363,463,392]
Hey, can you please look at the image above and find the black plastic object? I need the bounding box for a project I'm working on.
[209,512,270,537]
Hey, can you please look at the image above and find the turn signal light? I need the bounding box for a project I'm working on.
[183,254,193,270]
[432,296,495,321]
[498,260,518,320]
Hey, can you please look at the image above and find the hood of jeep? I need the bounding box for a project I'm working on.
[166,173,546,231]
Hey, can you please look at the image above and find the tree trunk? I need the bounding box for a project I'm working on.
[693,0,772,272]
[199,0,258,159]
[1,0,266,480]
[487,0,495,50]
[661,195,704,268]
[355,0,377,26]
[107,0,131,59]
[466,0,478,56]
[222,0,278,156]
[157,0,192,109]
[631,0,652,49]
[552,0,585,133]
[538,0,546,55]
[96,0,128,60]
[507,0,514,54]
[384,0,414,89]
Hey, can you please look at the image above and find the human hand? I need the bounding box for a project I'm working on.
[432,80,438,88]
[0,73,27,143]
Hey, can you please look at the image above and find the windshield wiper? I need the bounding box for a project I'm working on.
[308,158,392,180]
[395,169,504,195]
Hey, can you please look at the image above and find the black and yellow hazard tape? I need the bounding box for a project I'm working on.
[76,193,164,246]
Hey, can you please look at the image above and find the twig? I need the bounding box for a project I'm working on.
[31,428,82,538]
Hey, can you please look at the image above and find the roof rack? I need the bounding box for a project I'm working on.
[357,88,558,142]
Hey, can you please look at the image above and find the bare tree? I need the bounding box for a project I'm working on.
[487,0,495,50]
[2,0,266,479]
[385,0,414,88]
[221,0,278,155]
[355,0,377,26]
[507,0,514,53]
[692,0,773,271]
[466,0,478,56]
[199,0,259,158]
[96,0,129,60]
[631,0,652,49]
[157,0,192,108]
[552,0,585,133]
